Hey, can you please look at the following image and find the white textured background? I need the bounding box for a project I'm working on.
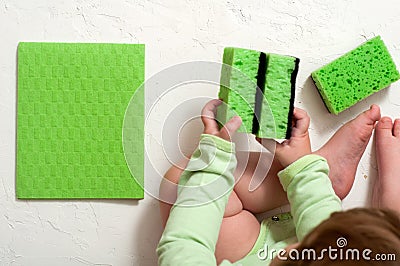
[1,0,400,265]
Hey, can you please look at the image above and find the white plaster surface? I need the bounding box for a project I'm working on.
[1,0,400,265]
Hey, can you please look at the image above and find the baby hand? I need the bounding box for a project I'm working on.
[201,99,242,142]
[274,108,311,168]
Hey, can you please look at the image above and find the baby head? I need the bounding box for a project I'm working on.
[272,208,400,265]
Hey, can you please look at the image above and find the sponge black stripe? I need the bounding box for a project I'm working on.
[286,57,300,139]
[252,52,267,135]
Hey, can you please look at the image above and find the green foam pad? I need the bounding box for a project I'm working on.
[312,36,400,114]
[217,47,260,133]
[217,47,299,139]
[258,54,298,139]
[17,42,145,199]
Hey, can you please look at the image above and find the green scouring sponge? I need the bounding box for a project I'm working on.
[258,54,299,138]
[312,36,400,114]
[217,47,299,139]
[218,47,260,133]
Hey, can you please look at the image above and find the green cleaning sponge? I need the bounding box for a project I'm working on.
[258,54,299,138]
[217,47,299,139]
[312,36,400,114]
[218,47,260,133]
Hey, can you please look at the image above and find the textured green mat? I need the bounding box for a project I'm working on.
[17,42,145,199]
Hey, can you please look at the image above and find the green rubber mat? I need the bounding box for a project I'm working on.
[17,42,145,199]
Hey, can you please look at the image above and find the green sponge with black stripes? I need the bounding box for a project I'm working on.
[258,54,299,138]
[312,36,400,114]
[217,47,299,139]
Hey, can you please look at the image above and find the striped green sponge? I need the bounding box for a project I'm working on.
[312,36,400,114]
[217,47,299,139]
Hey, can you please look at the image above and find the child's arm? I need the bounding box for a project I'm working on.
[273,108,342,241]
[278,155,341,241]
[157,99,241,266]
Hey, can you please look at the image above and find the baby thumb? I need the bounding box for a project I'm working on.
[219,116,242,141]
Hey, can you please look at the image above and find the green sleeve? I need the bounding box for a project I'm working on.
[157,134,237,266]
[278,154,342,241]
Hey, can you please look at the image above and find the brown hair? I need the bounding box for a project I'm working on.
[277,208,400,265]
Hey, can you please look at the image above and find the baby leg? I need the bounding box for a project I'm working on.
[232,152,289,214]
[315,105,381,199]
[373,117,400,213]
[239,105,381,213]
[160,159,261,264]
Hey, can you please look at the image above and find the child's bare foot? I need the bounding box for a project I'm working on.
[373,117,400,213]
[315,105,381,200]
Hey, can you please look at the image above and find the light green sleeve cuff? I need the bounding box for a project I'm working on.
[177,134,235,189]
[200,134,235,153]
[278,154,328,191]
